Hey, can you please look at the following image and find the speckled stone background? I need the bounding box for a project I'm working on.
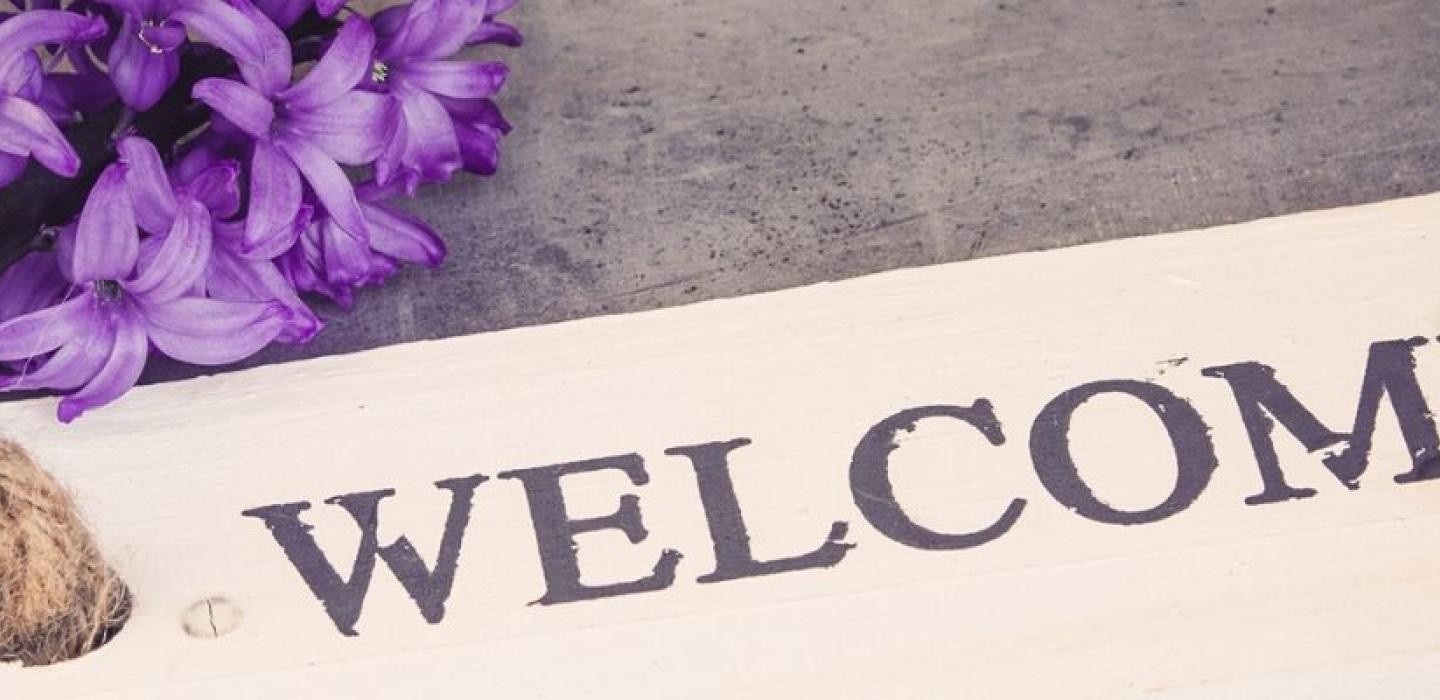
[152,0,1440,381]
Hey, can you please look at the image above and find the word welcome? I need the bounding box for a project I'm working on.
[241,336,1439,636]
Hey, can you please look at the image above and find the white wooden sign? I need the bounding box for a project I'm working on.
[4,194,1440,697]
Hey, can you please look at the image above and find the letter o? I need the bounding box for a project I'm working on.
[1029,380,1217,525]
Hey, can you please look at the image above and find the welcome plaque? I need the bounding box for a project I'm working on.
[4,194,1440,697]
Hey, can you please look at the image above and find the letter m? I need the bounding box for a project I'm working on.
[1204,337,1440,505]
[242,475,487,636]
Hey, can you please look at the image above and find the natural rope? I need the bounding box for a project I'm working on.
[0,441,129,666]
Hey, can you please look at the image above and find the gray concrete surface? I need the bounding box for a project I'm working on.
[153,0,1440,380]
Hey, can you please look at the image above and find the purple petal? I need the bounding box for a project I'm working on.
[250,0,310,29]
[117,136,180,234]
[0,11,107,74]
[0,252,67,322]
[243,138,304,255]
[318,217,381,285]
[193,78,274,138]
[276,226,355,308]
[0,96,80,177]
[34,78,76,126]
[206,246,321,343]
[362,198,446,267]
[284,90,397,165]
[0,295,92,360]
[275,227,323,293]
[468,21,522,47]
[126,198,212,302]
[0,51,42,100]
[242,202,312,260]
[391,88,461,184]
[0,152,25,188]
[276,136,369,241]
[371,3,408,37]
[40,44,116,116]
[174,0,290,95]
[169,127,245,184]
[436,95,510,130]
[0,316,112,393]
[372,114,408,190]
[73,164,139,283]
[314,0,344,17]
[378,0,483,62]
[178,161,242,219]
[280,15,375,110]
[142,296,287,365]
[58,309,147,423]
[456,120,501,175]
[39,72,118,125]
[52,223,80,282]
[397,60,506,99]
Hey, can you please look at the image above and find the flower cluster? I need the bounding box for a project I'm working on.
[0,0,519,421]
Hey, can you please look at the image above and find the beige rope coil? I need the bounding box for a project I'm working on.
[0,441,129,666]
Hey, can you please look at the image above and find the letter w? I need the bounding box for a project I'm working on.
[242,475,488,636]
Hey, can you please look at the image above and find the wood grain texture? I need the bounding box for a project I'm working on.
[4,194,1440,696]
[145,0,1440,383]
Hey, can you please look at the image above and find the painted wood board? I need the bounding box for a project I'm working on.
[4,193,1440,697]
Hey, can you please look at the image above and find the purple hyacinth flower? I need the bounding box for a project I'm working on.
[193,14,399,257]
[0,10,108,188]
[121,135,323,343]
[0,145,290,422]
[98,0,285,111]
[277,180,446,305]
[368,0,514,191]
